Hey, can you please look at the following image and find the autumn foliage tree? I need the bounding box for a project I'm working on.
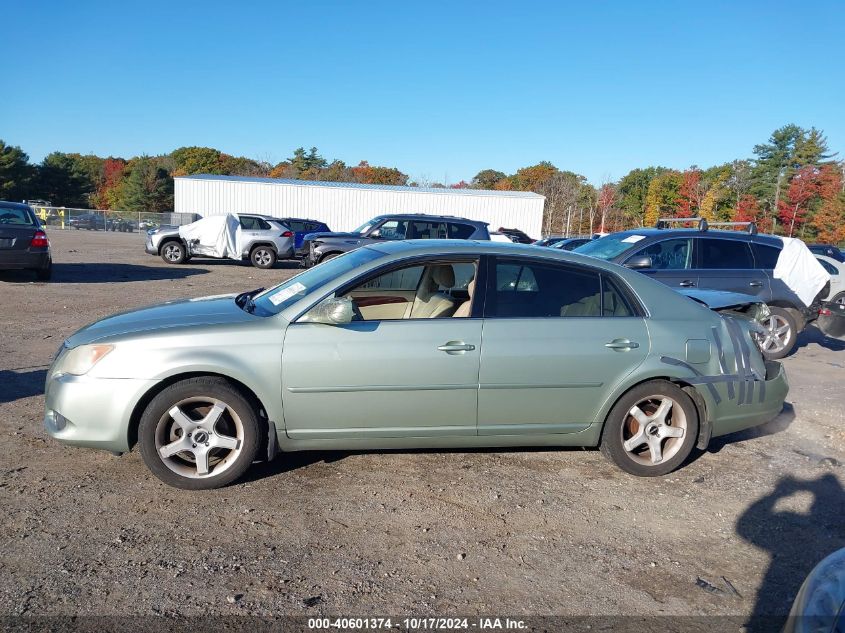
[779,165,822,236]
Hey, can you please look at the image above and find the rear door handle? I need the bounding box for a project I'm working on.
[749,281,763,287]
[438,341,476,354]
[678,280,696,287]
[605,339,640,351]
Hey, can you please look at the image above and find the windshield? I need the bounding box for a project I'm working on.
[352,221,376,235]
[250,247,384,315]
[573,233,644,260]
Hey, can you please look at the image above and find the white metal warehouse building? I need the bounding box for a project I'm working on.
[174,174,546,237]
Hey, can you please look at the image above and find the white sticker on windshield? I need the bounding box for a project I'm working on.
[268,282,307,306]
[622,235,646,243]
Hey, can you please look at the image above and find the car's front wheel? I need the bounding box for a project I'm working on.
[138,377,261,489]
[757,306,797,360]
[250,246,276,269]
[160,240,187,265]
[600,380,699,477]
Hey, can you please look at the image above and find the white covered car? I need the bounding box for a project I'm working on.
[145,213,295,269]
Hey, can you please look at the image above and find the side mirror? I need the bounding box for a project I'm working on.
[625,256,653,270]
[301,296,354,325]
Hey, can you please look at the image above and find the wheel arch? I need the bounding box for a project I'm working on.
[127,371,277,460]
[157,236,186,255]
[249,242,278,254]
[594,374,710,449]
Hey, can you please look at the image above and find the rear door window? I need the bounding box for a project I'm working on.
[408,221,449,239]
[698,238,754,269]
[448,223,475,239]
[631,238,692,270]
[752,243,781,269]
[487,259,604,318]
[286,220,307,232]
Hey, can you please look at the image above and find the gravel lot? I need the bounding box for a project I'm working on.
[1,230,843,629]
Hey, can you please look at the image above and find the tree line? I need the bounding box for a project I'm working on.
[1,124,843,241]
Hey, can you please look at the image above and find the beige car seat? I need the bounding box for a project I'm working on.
[452,278,476,317]
[411,265,458,318]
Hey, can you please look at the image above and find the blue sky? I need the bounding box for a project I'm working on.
[3,0,843,185]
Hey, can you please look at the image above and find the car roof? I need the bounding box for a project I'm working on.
[366,239,622,269]
[609,227,783,247]
[371,213,486,224]
[0,201,33,211]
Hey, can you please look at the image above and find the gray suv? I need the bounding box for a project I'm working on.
[575,219,829,359]
[303,214,490,267]
[145,214,295,269]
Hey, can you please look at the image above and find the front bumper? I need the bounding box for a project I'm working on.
[144,236,157,255]
[44,372,157,453]
[709,360,789,438]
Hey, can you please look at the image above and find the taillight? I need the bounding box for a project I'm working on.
[30,230,49,248]
[281,231,293,238]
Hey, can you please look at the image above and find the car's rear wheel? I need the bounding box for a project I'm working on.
[757,307,797,360]
[831,291,845,306]
[250,246,276,269]
[600,380,699,477]
[35,260,52,281]
[160,240,187,265]
[138,377,261,489]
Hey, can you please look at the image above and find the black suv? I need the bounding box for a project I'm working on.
[574,218,830,359]
[303,214,490,267]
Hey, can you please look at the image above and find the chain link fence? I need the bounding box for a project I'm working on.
[28,206,199,235]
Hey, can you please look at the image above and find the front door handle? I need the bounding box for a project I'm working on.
[438,341,476,354]
[749,281,763,288]
[678,280,696,287]
[605,339,640,351]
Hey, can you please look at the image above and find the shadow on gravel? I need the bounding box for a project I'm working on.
[793,326,845,354]
[737,473,845,632]
[0,368,47,404]
[700,402,797,459]
[0,263,210,284]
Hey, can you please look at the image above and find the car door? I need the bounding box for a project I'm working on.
[477,257,649,435]
[621,237,698,289]
[695,237,769,298]
[281,257,482,440]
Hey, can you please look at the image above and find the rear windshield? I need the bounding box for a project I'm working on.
[574,234,642,260]
[251,246,384,315]
[0,207,36,226]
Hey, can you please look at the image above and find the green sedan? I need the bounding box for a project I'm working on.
[44,240,789,489]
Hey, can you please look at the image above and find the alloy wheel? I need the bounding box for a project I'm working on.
[254,248,272,267]
[163,244,183,262]
[621,396,687,466]
[154,397,243,479]
[759,314,791,354]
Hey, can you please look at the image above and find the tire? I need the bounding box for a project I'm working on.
[250,246,276,269]
[600,380,699,477]
[831,292,845,306]
[138,377,261,490]
[35,260,52,281]
[320,252,340,263]
[757,306,797,360]
[160,240,187,265]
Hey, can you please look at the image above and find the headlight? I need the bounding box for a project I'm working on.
[58,344,114,376]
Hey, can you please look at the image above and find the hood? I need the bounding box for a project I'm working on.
[678,288,763,309]
[304,231,364,241]
[64,294,257,348]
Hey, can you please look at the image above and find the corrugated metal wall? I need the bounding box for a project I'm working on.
[175,177,546,238]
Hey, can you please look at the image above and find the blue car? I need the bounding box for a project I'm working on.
[277,217,330,256]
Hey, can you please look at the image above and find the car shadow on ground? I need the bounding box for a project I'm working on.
[0,263,210,284]
[0,368,47,404]
[241,445,588,483]
[793,326,845,354]
[703,402,797,457]
[737,473,845,632]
